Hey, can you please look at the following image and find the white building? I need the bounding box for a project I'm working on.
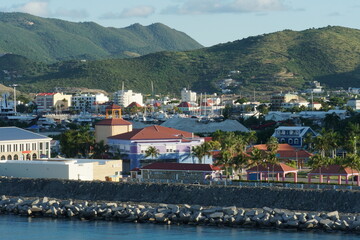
[181,88,197,103]
[0,127,52,160]
[71,93,109,112]
[347,99,360,110]
[0,93,15,115]
[0,158,123,181]
[35,92,72,113]
[113,90,143,107]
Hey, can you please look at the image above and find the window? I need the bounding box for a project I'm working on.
[294,139,299,145]
[288,138,293,144]
[7,145,11,152]
[13,144,18,152]
[32,143,37,150]
[20,144,24,151]
[26,144,30,151]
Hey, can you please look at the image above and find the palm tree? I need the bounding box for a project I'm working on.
[145,146,160,159]
[191,145,205,164]
[249,147,265,181]
[343,153,360,186]
[266,137,279,181]
[308,154,331,183]
[91,140,110,159]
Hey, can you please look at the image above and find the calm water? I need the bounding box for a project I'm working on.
[0,215,358,240]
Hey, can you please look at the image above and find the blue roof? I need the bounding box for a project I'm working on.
[0,127,51,141]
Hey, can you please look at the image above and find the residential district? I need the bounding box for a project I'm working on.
[1,81,360,187]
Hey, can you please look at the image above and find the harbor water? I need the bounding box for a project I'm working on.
[0,215,358,240]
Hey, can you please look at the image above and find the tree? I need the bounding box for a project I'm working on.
[145,146,160,159]
[249,147,265,181]
[91,140,110,159]
[59,125,94,158]
[343,153,360,186]
[308,154,331,182]
[266,136,279,181]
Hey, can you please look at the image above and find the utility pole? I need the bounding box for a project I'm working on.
[354,136,357,155]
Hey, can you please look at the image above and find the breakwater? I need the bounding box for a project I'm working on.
[1,195,360,233]
[0,177,360,213]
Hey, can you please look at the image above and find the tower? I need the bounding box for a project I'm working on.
[95,104,132,143]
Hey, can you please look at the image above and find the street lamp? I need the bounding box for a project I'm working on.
[10,84,18,115]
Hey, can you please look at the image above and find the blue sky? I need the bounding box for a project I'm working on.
[1,0,359,46]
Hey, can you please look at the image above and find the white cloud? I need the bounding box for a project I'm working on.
[162,0,288,15]
[16,1,49,16]
[100,6,155,19]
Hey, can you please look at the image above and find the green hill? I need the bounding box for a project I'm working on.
[1,26,360,95]
[0,12,203,62]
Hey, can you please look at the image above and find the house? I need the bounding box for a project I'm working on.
[347,99,360,110]
[0,127,52,160]
[113,90,143,107]
[107,125,205,170]
[177,102,197,114]
[140,162,221,182]
[35,92,72,113]
[270,93,299,110]
[71,93,109,112]
[272,126,317,147]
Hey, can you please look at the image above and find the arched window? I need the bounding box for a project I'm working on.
[288,138,293,144]
[7,155,12,160]
[14,155,18,160]
[32,153,37,160]
[294,138,299,145]
[26,154,31,160]
[1,155,5,160]
[280,138,286,143]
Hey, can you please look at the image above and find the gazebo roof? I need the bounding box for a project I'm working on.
[309,164,359,175]
[105,104,122,110]
[246,163,298,173]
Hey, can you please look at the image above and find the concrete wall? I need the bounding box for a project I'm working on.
[1,178,360,213]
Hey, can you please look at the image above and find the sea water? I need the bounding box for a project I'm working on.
[0,215,358,240]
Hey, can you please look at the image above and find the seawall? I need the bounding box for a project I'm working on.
[0,178,360,213]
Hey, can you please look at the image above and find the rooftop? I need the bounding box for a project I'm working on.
[0,127,52,141]
[109,125,194,140]
[96,118,132,126]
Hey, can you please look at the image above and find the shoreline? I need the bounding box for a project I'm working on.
[1,195,360,234]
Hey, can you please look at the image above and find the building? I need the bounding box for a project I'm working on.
[0,158,123,181]
[270,93,299,111]
[0,93,15,116]
[140,162,220,182]
[107,125,205,170]
[35,92,72,113]
[95,104,132,143]
[181,88,197,103]
[347,99,360,110]
[177,102,197,114]
[71,93,109,112]
[113,90,143,107]
[0,127,52,160]
[272,126,317,148]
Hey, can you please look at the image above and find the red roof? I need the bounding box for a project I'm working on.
[310,165,359,175]
[96,118,132,126]
[153,102,161,107]
[105,104,122,110]
[109,125,194,140]
[247,163,297,173]
[141,162,220,171]
[127,102,142,108]
[37,93,57,96]
[247,144,312,159]
[177,102,192,108]
[204,137,213,142]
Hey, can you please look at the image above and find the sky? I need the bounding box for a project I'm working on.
[1,0,359,47]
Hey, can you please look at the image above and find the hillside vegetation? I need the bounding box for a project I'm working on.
[1,26,360,95]
[0,12,203,62]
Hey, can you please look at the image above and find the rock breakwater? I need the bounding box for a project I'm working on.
[0,195,359,233]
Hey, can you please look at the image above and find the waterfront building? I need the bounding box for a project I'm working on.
[181,88,197,103]
[94,104,132,143]
[107,125,204,170]
[35,92,72,113]
[0,127,52,160]
[71,93,109,112]
[113,90,143,107]
[0,158,123,181]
